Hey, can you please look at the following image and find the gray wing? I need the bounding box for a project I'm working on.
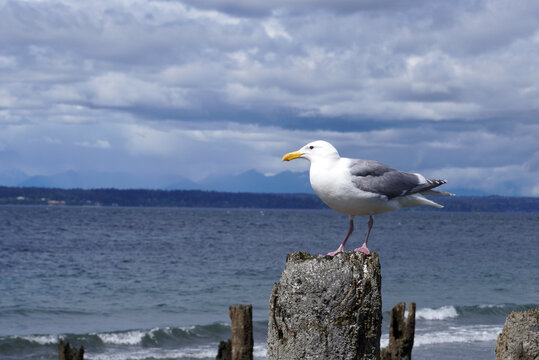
[349,159,446,199]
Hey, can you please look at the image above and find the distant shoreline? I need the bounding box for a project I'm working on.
[0,186,538,212]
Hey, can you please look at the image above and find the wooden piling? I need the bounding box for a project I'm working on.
[217,304,253,360]
[381,302,416,360]
[267,251,382,360]
[58,340,84,360]
[216,339,232,360]
[230,304,253,360]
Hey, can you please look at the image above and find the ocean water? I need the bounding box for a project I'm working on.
[0,205,537,360]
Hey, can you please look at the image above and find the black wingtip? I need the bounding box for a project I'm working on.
[427,179,447,185]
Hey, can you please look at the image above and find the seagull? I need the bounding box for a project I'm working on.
[282,140,452,256]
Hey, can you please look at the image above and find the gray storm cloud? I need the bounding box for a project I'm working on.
[0,0,538,195]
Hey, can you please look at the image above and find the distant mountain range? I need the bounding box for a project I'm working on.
[0,169,490,196]
[0,169,314,194]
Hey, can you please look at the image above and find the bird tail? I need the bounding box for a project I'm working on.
[398,193,444,208]
[406,178,448,196]
[420,197,444,208]
[421,189,455,196]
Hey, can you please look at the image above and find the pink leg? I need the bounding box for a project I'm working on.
[354,215,373,255]
[321,216,354,257]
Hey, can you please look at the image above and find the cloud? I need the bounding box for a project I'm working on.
[262,19,292,41]
[83,73,189,109]
[433,165,537,196]
[0,0,538,195]
[75,140,111,149]
[3,0,539,123]
[180,0,432,17]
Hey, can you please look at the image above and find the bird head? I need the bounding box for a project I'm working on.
[282,140,340,162]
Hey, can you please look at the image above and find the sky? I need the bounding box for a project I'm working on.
[1,0,538,195]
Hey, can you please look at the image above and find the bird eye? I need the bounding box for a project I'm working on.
[309,146,314,149]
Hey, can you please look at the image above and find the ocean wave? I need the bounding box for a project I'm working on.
[1,337,268,360]
[415,324,503,346]
[87,343,268,360]
[18,334,59,345]
[381,324,503,348]
[93,323,231,346]
[411,303,538,321]
[253,343,267,358]
[459,303,537,316]
[95,329,148,345]
[88,346,221,360]
[0,323,231,350]
[415,305,458,320]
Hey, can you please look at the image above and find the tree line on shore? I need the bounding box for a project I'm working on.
[0,186,537,212]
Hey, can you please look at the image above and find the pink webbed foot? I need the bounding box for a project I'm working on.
[353,245,370,255]
[319,244,344,257]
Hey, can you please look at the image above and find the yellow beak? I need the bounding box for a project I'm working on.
[282,151,304,161]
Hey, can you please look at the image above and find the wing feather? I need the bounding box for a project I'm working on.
[349,160,446,199]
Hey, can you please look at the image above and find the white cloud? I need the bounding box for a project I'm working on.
[75,140,111,149]
[3,0,539,121]
[83,73,188,108]
[0,55,16,69]
[262,19,292,41]
[433,165,538,196]
[122,123,182,157]
[0,89,17,108]
[1,0,538,194]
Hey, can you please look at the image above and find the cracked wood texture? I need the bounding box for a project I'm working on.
[267,251,382,360]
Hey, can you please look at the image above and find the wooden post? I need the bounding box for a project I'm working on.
[381,302,416,360]
[58,340,84,360]
[229,304,253,360]
[216,340,232,360]
[267,251,382,360]
[495,307,539,359]
[217,305,253,360]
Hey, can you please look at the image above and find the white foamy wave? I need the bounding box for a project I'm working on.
[19,334,59,345]
[253,343,267,357]
[89,345,225,360]
[95,330,148,345]
[478,304,505,309]
[416,305,458,320]
[88,342,268,360]
[381,324,502,348]
[381,336,389,349]
[415,325,502,346]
